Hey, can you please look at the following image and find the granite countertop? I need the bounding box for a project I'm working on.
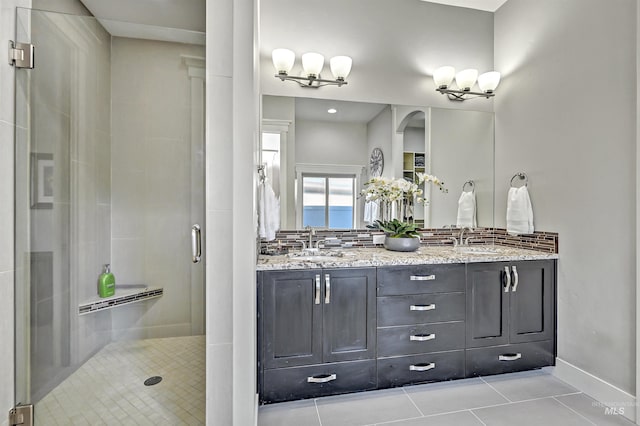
[256,245,558,271]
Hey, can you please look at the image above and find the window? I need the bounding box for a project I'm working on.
[302,174,355,229]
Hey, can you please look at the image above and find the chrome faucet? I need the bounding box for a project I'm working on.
[458,227,473,246]
[303,226,316,251]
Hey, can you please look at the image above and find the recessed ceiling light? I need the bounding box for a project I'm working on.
[327,108,337,114]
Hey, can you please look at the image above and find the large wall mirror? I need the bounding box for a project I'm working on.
[261,95,494,231]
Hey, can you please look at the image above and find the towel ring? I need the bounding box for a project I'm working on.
[510,172,528,188]
[462,180,475,192]
[257,164,266,184]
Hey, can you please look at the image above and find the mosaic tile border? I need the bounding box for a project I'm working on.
[260,228,558,255]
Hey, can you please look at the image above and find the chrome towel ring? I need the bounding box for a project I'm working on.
[462,180,475,192]
[510,172,528,188]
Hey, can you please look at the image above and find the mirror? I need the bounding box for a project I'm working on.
[261,95,494,231]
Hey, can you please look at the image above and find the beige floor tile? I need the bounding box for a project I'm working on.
[35,336,205,424]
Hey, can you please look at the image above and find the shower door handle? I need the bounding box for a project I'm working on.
[192,224,202,263]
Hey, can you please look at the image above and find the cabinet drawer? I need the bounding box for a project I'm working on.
[378,264,465,296]
[377,321,465,357]
[261,360,377,403]
[377,350,465,388]
[466,340,555,377]
[378,293,465,327]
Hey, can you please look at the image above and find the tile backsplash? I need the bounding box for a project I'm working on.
[260,228,558,255]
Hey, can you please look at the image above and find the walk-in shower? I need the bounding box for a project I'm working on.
[13,7,206,423]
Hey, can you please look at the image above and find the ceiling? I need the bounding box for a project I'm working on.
[421,0,508,12]
[77,0,506,45]
[295,98,387,124]
[79,0,205,44]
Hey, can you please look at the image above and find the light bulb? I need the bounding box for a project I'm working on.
[272,48,295,75]
[433,66,455,89]
[330,56,353,80]
[478,71,501,93]
[455,69,478,91]
[301,52,325,78]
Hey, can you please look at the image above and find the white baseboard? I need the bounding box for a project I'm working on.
[549,358,636,423]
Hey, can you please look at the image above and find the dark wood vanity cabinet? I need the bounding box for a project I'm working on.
[258,268,377,402]
[258,259,556,403]
[376,264,466,388]
[465,260,556,376]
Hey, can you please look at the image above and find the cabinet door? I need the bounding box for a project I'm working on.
[262,270,323,369]
[509,260,555,344]
[466,262,510,348]
[323,268,377,363]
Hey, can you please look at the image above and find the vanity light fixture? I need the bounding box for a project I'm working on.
[272,48,352,88]
[433,66,501,101]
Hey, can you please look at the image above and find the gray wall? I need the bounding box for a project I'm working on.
[296,120,367,165]
[495,0,636,394]
[430,108,494,228]
[366,106,393,178]
[260,0,495,111]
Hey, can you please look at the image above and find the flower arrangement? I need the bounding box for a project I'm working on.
[361,173,447,222]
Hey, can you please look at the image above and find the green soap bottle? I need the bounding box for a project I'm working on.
[98,264,115,298]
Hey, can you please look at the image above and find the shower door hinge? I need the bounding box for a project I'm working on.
[8,405,33,426]
[8,41,34,69]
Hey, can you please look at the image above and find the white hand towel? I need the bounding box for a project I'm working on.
[456,191,477,228]
[506,186,534,235]
[259,181,280,241]
[363,200,379,224]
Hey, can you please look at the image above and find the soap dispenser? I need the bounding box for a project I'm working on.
[98,264,115,298]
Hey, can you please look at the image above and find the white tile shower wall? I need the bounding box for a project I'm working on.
[206,0,236,422]
[110,37,205,340]
[0,0,31,420]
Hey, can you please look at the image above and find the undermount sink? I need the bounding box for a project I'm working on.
[293,255,343,262]
[287,250,344,262]
[455,246,499,255]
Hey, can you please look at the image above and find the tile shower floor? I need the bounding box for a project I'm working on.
[258,370,635,426]
[35,335,205,425]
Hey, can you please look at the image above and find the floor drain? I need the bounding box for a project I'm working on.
[144,376,162,386]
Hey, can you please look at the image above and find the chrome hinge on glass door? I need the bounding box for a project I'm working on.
[8,41,34,69]
[9,405,33,426]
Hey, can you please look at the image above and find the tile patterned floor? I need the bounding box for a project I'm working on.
[35,335,205,425]
[258,370,636,426]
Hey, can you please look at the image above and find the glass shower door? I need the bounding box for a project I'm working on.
[14,7,206,424]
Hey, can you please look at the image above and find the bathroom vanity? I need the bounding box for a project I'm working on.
[256,246,557,403]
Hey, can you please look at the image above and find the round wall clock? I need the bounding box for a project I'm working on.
[369,148,384,177]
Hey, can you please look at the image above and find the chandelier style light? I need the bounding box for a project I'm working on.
[272,48,352,88]
[433,66,501,101]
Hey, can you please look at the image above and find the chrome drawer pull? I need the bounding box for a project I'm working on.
[410,275,436,281]
[503,266,511,292]
[511,265,519,292]
[410,333,435,341]
[498,353,522,361]
[410,362,436,372]
[307,374,337,383]
[324,274,331,304]
[410,304,436,311]
[314,274,321,305]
